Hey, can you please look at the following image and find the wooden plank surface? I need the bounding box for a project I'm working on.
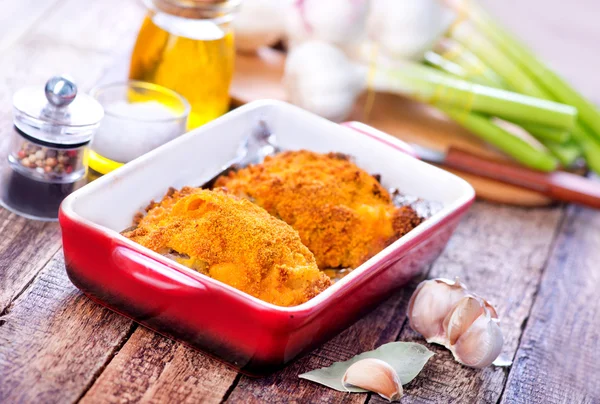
[81,327,238,404]
[0,210,61,311]
[0,0,599,403]
[0,252,134,404]
[501,203,600,403]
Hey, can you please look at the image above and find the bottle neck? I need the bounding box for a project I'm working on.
[149,0,241,20]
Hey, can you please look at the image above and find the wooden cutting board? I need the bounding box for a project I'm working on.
[230,47,555,207]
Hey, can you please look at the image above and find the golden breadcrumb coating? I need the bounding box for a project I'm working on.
[215,150,423,269]
[124,187,331,307]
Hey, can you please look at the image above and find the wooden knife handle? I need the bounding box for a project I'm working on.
[444,146,600,209]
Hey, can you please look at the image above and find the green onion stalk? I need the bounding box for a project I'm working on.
[428,41,581,166]
[539,138,583,168]
[440,107,558,171]
[432,24,581,166]
[518,123,570,143]
[497,117,581,168]
[571,124,600,174]
[373,63,577,130]
[460,2,600,141]
[373,62,562,168]
[424,50,501,87]
[423,51,473,82]
[433,38,506,88]
[449,23,548,98]
[444,2,600,173]
[374,62,573,168]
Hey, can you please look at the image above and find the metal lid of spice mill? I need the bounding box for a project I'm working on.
[12,75,104,147]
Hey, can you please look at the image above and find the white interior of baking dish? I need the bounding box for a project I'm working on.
[62,100,474,308]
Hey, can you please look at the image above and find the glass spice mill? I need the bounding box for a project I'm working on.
[0,75,104,221]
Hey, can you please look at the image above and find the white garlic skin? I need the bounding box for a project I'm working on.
[367,0,456,61]
[233,0,288,53]
[407,278,468,345]
[407,278,504,368]
[342,358,403,402]
[285,0,371,48]
[283,41,366,122]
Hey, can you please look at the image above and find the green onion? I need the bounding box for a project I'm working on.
[490,118,576,166]
[440,107,558,172]
[424,51,494,86]
[572,124,600,174]
[445,6,600,173]
[433,39,506,88]
[449,22,548,99]
[429,51,573,145]
[424,52,574,165]
[518,123,570,143]
[374,63,577,130]
[538,138,582,167]
[423,51,469,80]
[462,3,600,142]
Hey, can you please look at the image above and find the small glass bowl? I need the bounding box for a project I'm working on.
[89,81,190,175]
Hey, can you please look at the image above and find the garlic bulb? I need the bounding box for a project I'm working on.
[233,0,288,53]
[407,278,468,345]
[343,358,403,402]
[285,0,371,48]
[284,41,366,121]
[407,278,503,368]
[367,0,456,61]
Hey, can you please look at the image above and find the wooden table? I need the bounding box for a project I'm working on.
[1,1,599,403]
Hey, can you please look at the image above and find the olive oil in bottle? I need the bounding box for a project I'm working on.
[129,2,236,129]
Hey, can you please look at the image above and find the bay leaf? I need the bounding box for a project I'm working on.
[299,342,434,392]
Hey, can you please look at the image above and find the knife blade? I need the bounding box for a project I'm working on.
[410,143,600,209]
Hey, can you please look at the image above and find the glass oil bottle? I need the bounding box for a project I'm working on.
[130,0,239,130]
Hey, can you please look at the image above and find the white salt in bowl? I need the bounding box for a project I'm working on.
[89,81,190,174]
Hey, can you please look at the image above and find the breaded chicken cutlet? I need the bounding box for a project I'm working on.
[215,150,423,269]
[123,187,331,307]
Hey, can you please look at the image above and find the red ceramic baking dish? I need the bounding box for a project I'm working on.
[59,100,475,375]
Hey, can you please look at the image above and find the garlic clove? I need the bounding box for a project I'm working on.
[450,310,504,368]
[342,358,403,402]
[443,295,486,345]
[407,278,468,344]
